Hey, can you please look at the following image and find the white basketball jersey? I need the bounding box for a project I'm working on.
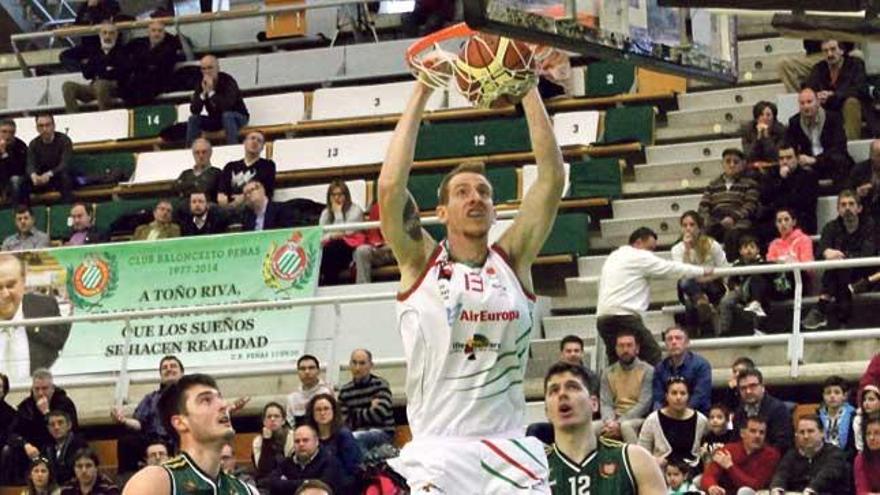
[396,241,535,439]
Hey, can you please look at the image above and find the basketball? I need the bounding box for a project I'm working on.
[455,33,536,108]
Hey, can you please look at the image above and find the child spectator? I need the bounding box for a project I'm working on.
[818,376,856,456]
[700,404,737,466]
[718,235,768,335]
[665,460,698,495]
[766,207,815,300]
[24,457,59,495]
[855,384,880,452]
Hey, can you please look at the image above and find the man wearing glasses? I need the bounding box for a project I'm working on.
[732,368,793,453]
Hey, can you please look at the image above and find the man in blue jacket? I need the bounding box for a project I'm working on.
[651,326,712,414]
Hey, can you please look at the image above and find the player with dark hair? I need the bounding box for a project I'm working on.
[543,361,666,495]
[122,374,256,494]
[379,60,565,493]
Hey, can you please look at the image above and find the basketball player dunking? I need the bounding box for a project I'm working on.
[123,374,257,494]
[379,70,565,492]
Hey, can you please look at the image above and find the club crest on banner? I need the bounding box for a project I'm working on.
[262,230,317,294]
[66,252,118,310]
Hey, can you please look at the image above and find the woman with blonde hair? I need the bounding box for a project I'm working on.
[671,211,728,334]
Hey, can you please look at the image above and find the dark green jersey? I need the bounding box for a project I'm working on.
[163,452,257,495]
[547,437,637,495]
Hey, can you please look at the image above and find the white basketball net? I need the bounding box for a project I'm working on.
[410,35,544,109]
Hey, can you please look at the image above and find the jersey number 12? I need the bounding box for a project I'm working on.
[568,475,590,495]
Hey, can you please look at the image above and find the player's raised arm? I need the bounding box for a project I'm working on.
[122,466,171,495]
[496,87,566,282]
[378,81,438,290]
[627,443,668,495]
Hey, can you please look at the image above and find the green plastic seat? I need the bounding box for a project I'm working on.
[93,198,158,235]
[131,105,178,139]
[540,212,591,256]
[414,118,531,161]
[602,106,655,145]
[70,152,137,184]
[586,61,636,97]
[567,158,622,199]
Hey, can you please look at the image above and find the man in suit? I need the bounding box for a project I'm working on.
[132,200,181,241]
[180,190,229,236]
[43,409,87,484]
[118,19,183,107]
[0,253,71,383]
[242,179,290,231]
[65,203,106,246]
[784,87,853,188]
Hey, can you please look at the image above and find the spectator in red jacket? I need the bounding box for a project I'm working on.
[701,415,781,495]
[860,353,880,402]
[855,416,880,494]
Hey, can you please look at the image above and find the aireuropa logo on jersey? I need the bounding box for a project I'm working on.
[452,333,502,360]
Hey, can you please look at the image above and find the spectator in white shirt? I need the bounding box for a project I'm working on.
[597,227,710,366]
[286,354,333,426]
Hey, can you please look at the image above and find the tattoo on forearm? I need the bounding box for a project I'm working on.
[403,194,423,242]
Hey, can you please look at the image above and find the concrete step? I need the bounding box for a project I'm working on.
[577,251,672,277]
[666,103,753,130]
[551,275,679,311]
[645,138,742,164]
[738,37,804,58]
[543,311,675,340]
[677,83,785,111]
[600,214,680,240]
[739,50,802,84]
[735,14,778,39]
[656,123,740,143]
[635,157,722,184]
[849,139,872,163]
[611,194,702,220]
[0,48,64,71]
[623,177,712,197]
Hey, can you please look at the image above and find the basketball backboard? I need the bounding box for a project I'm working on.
[462,0,738,84]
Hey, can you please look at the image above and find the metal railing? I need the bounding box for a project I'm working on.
[576,256,880,377]
[7,215,880,394]
[9,0,382,74]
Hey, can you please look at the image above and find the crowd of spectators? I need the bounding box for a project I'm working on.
[0,347,404,493]
[3,10,880,493]
[536,335,880,494]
